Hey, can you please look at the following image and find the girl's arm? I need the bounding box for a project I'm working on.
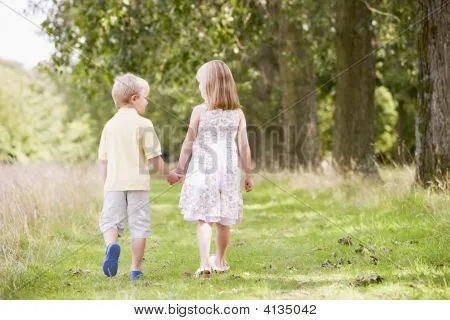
[175,105,202,175]
[100,160,108,183]
[237,109,254,192]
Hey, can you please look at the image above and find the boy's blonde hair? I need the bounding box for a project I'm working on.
[111,73,149,106]
[196,60,241,110]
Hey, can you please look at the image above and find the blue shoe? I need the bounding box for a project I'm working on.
[130,270,143,280]
[102,243,121,277]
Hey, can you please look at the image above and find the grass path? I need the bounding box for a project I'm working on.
[1,170,449,299]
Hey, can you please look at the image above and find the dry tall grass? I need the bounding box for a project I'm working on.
[257,164,449,228]
[258,165,416,203]
[0,163,102,278]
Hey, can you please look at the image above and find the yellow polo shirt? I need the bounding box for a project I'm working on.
[98,108,162,191]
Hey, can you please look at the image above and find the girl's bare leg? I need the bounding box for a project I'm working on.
[197,220,213,269]
[216,223,230,267]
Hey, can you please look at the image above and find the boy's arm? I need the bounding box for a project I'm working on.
[98,124,108,184]
[148,155,169,177]
[141,121,180,184]
[149,155,180,184]
[175,106,201,175]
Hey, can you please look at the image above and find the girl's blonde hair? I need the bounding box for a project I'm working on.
[196,60,241,110]
[111,73,149,106]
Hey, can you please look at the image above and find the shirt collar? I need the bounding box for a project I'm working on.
[117,107,138,114]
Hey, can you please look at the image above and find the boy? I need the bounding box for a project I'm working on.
[98,73,180,280]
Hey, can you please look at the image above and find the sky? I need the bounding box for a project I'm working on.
[0,0,54,68]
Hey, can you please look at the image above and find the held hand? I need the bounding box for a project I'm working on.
[175,171,185,184]
[167,170,184,185]
[244,175,254,192]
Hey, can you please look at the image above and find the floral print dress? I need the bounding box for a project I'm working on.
[179,105,243,226]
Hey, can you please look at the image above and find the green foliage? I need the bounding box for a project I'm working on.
[39,0,279,161]
[375,86,398,157]
[374,0,417,160]
[0,60,96,163]
[317,93,335,158]
[7,0,419,163]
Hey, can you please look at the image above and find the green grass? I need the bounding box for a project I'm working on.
[1,167,449,299]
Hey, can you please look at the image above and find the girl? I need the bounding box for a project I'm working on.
[174,60,254,278]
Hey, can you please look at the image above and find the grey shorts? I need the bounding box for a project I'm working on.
[99,191,150,238]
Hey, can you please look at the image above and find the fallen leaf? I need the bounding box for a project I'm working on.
[369,255,379,265]
[338,236,352,246]
[287,266,297,271]
[321,260,335,268]
[352,274,383,286]
[64,268,90,276]
[367,274,383,283]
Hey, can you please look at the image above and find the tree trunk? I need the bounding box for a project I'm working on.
[333,0,377,174]
[275,2,321,170]
[416,0,450,187]
[252,42,280,170]
[395,100,408,165]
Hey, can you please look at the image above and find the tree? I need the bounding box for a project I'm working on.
[275,0,321,169]
[333,0,377,174]
[416,0,450,187]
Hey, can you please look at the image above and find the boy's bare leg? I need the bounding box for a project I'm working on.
[197,220,213,269]
[103,227,119,246]
[131,238,146,270]
[216,223,230,267]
